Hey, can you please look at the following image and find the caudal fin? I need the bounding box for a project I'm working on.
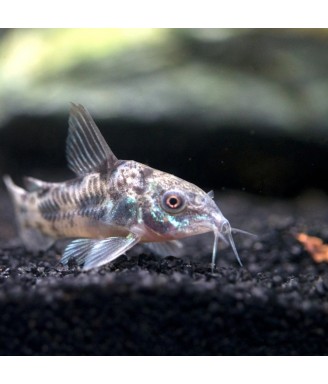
[3,175,54,251]
[3,174,27,213]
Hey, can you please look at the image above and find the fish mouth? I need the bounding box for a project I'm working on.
[210,218,243,272]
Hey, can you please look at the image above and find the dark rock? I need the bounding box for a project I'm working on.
[0,189,328,355]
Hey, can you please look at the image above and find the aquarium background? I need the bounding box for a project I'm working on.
[1,28,328,197]
[1,29,328,356]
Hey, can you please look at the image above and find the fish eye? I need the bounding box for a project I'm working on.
[161,191,186,214]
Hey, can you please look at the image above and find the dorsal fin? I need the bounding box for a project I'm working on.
[66,103,118,176]
[23,176,49,192]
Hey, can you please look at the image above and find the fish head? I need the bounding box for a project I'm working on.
[136,166,243,267]
[139,167,232,240]
[111,161,242,267]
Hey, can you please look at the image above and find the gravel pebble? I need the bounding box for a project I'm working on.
[1,191,328,355]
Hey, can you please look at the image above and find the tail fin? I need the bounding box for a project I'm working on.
[3,174,27,216]
[3,175,54,251]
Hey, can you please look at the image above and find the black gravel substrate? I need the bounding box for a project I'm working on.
[1,189,328,355]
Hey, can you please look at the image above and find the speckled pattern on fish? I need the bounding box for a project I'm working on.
[3,103,247,270]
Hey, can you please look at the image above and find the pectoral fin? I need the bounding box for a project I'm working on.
[144,240,183,257]
[61,233,140,270]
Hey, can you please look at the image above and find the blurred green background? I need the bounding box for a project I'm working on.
[1,28,328,196]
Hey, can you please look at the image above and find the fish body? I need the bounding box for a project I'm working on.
[4,104,245,270]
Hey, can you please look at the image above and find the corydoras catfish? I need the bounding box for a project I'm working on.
[4,104,249,270]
